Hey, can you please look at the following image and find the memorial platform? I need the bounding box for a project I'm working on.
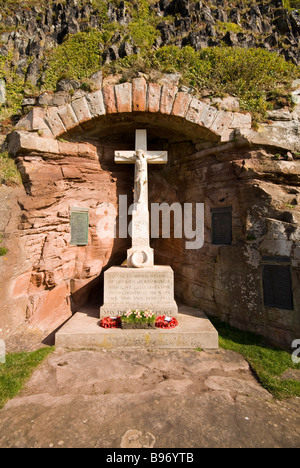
[55,304,218,350]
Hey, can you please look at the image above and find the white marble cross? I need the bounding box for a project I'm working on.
[115,129,168,268]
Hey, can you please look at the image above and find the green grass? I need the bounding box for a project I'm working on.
[0,247,7,256]
[208,317,300,400]
[0,233,7,257]
[0,151,22,186]
[0,347,54,409]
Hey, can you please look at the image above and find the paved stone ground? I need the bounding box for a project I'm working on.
[0,347,299,448]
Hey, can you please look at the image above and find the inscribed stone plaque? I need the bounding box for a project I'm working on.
[211,207,232,245]
[263,264,294,310]
[100,266,178,317]
[70,207,89,246]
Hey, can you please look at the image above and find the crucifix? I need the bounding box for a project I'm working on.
[115,129,168,268]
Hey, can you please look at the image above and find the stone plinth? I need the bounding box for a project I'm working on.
[100,266,178,317]
[55,305,219,350]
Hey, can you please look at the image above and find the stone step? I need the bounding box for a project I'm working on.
[55,305,218,350]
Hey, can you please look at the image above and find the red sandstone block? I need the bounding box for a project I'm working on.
[185,97,207,124]
[58,141,80,156]
[58,104,79,131]
[58,141,98,159]
[31,108,53,136]
[61,166,83,179]
[160,85,178,115]
[220,127,235,142]
[29,107,45,129]
[229,112,252,129]
[8,131,59,155]
[115,82,132,113]
[210,110,234,135]
[44,108,66,137]
[78,142,99,159]
[71,97,92,124]
[171,92,192,118]
[86,90,106,117]
[197,105,218,128]
[27,283,72,331]
[147,83,161,113]
[132,77,147,112]
[15,108,53,137]
[13,272,32,296]
[102,85,117,114]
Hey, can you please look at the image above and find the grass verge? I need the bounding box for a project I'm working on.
[0,151,22,186]
[209,317,300,400]
[0,347,54,409]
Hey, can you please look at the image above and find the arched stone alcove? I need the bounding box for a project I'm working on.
[2,78,300,348]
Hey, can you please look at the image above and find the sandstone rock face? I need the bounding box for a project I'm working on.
[1,140,131,335]
[150,146,300,348]
[1,80,299,348]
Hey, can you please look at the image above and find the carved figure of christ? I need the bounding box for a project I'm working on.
[115,129,168,268]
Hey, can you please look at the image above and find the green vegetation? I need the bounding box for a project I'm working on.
[0,233,7,257]
[43,0,159,90]
[0,0,299,123]
[0,248,7,256]
[105,45,300,122]
[291,0,300,7]
[209,317,300,400]
[0,53,27,116]
[0,151,22,186]
[43,30,105,91]
[283,0,300,10]
[43,35,299,122]
[216,20,245,34]
[0,0,39,18]
[0,347,54,409]
[127,0,160,49]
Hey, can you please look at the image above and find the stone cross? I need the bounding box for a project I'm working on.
[115,129,168,268]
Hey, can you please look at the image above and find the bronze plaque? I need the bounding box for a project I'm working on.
[70,207,89,246]
[211,207,232,245]
[263,264,293,310]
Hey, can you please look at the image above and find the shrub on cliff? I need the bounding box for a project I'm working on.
[107,45,300,121]
[43,30,105,90]
[0,54,27,115]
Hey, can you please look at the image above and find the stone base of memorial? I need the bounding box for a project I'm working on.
[100,266,178,318]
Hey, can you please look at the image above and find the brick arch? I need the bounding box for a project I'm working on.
[15,77,252,144]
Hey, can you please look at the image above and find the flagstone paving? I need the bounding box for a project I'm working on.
[0,348,299,448]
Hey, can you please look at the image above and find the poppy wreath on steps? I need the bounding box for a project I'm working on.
[155,315,179,329]
[100,316,121,328]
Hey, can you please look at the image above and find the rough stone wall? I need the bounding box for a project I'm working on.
[150,145,300,348]
[0,139,132,334]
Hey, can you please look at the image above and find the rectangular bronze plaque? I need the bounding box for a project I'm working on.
[211,207,232,245]
[263,264,294,310]
[70,207,89,246]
